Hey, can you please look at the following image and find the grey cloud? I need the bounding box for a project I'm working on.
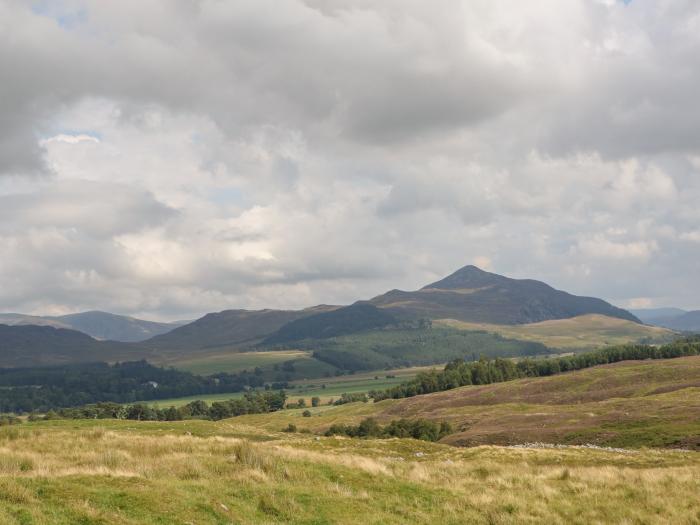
[0,0,699,317]
[0,180,176,236]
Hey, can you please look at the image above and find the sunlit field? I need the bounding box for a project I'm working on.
[1,419,698,524]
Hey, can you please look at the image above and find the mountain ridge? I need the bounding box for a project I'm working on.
[0,311,186,343]
[368,265,640,325]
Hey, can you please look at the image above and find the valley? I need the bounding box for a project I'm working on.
[1,356,700,524]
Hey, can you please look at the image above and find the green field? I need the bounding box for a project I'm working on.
[146,365,437,407]
[436,314,674,350]
[165,350,313,375]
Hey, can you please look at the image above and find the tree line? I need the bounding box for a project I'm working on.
[36,390,287,422]
[0,360,278,413]
[370,337,700,401]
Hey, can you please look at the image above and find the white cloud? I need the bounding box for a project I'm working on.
[0,0,699,317]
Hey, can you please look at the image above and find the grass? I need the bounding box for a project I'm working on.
[165,350,313,375]
[145,365,435,407]
[236,356,700,450]
[0,419,698,523]
[3,358,700,522]
[436,314,674,350]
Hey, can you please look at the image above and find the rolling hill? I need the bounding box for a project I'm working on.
[434,314,673,350]
[0,325,143,367]
[650,310,700,333]
[368,265,640,324]
[262,303,397,346]
[143,306,339,354]
[630,307,688,324]
[0,311,185,342]
[238,354,700,450]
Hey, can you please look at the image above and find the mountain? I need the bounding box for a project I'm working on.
[263,303,397,346]
[368,265,640,325]
[0,313,71,330]
[0,325,142,367]
[649,311,700,333]
[142,306,339,353]
[630,308,687,324]
[0,311,185,343]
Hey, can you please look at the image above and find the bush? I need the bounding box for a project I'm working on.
[302,410,312,417]
[324,417,452,442]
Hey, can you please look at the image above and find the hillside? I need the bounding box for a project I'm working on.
[143,307,338,354]
[2,419,699,524]
[263,303,397,346]
[369,265,640,325]
[434,314,673,350]
[0,325,143,367]
[0,313,71,329]
[631,307,688,324]
[651,310,700,332]
[295,326,547,371]
[238,355,700,449]
[0,311,184,342]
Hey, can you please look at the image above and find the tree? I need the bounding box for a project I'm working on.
[311,396,320,407]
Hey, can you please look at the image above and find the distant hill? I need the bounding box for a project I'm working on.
[630,307,687,324]
[436,314,673,350]
[142,306,339,353]
[650,311,700,333]
[0,325,142,367]
[0,311,185,342]
[0,313,71,330]
[629,308,700,332]
[369,265,640,325]
[263,303,397,346]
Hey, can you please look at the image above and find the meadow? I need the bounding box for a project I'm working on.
[435,314,673,350]
[0,418,699,524]
[147,365,437,407]
[165,349,313,375]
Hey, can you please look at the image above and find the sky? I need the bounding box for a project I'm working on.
[1,0,699,320]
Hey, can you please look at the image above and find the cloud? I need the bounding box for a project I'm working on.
[0,0,699,317]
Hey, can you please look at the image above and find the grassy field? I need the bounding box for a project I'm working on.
[147,365,437,407]
[1,418,699,524]
[165,350,313,375]
[435,314,674,350]
[237,355,700,450]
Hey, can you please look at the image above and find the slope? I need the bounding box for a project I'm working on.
[649,310,700,332]
[51,311,186,342]
[143,306,339,354]
[434,314,673,350]
[263,303,397,346]
[630,307,687,324]
[0,325,145,367]
[3,419,700,524]
[238,355,700,449]
[369,265,640,325]
[0,311,185,342]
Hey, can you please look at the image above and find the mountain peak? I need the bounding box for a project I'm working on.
[422,265,506,290]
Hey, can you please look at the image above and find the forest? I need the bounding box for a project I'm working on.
[0,360,270,413]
